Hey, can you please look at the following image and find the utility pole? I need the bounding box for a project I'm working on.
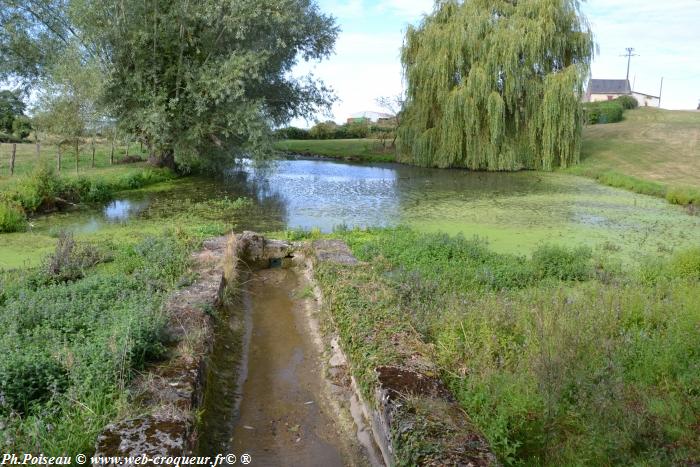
[620,47,639,81]
[658,77,664,108]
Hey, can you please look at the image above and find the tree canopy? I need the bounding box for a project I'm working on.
[0,0,338,169]
[398,0,594,171]
[0,89,25,133]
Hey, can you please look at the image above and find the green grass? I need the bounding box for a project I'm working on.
[273,138,397,163]
[573,108,700,204]
[0,140,150,180]
[316,227,700,466]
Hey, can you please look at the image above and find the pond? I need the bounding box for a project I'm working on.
[2,156,699,268]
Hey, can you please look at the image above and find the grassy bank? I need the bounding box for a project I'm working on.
[571,108,700,205]
[0,164,175,233]
[0,193,254,454]
[315,227,700,465]
[273,138,396,163]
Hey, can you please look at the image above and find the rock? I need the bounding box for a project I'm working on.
[312,240,358,265]
[236,231,294,270]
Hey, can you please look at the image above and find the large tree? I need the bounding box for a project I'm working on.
[399,0,594,171]
[0,0,338,169]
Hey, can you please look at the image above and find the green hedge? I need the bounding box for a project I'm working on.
[583,101,624,125]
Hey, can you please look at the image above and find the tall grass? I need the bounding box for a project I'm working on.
[320,228,700,465]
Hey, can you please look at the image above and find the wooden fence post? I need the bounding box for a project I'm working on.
[57,145,62,173]
[91,138,96,168]
[110,137,115,165]
[10,143,16,176]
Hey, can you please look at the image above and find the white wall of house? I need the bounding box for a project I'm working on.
[588,93,627,102]
[632,92,660,107]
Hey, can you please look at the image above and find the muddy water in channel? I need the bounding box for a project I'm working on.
[226,268,351,466]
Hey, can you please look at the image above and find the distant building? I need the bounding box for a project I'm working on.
[346,111,395,124]
[631,91,660,107]
[585,79,660,107]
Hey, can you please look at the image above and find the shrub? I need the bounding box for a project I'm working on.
[11,115,32,139]
[0,352,68,415]
[531,244,592,281]
[43,231,109,283]
[274,126,310,140]
[665,186,700,206]
[668,247,700,280]
[614,95,639,110]
[0,200,26,233]
[583,101,624,125]
[14,163,61,212]
[595,102,624,124]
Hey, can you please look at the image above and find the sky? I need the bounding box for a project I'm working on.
[292,0,700,127]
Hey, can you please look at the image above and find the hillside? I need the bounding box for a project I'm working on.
[579,108,700,187]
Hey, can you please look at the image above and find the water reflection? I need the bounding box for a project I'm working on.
[104,199,151,222]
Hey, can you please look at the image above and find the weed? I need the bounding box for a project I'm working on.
[0,200,26,232]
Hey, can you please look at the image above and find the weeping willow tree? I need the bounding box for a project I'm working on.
[399,0,594,170]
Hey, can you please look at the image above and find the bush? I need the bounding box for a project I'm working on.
[274,126,310,140]
[614,95,639,110]
[43,231,109,283]
[11,115,32,139]
[0,352,68,415]
[531,244,592,281]
[668,247,700,280]
[0,200,26,233]
[14,163,61,212]
[665,186,700,206]
[583,101,624,125]
[0,132,23,143]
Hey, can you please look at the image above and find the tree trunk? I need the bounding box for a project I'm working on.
[110,136,115,165]
[57,145,62,173]
[148,148,176,170]
[91,137,96,168]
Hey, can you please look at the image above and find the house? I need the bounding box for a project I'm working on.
[586,79,632,102]
[346,111,395,125]
[585,79,660,107]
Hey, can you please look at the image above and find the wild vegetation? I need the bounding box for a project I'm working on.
[0,163,173,232]
[398,0,593,170]
[0,231,193,453]
[316,227,700,465]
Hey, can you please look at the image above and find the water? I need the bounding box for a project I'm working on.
[8,156,700,268]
